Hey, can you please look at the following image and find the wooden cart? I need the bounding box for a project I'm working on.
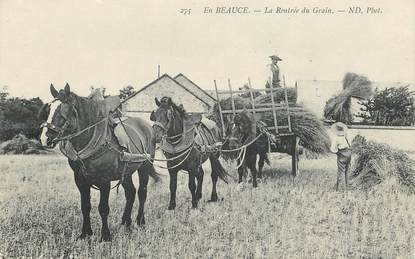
[214,79,300,177]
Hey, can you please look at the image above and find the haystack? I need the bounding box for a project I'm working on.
[0,134,47,155]
[259,106,330,154]
[255,87,297,104]
[351,135,415,193]
[324,73,373,123]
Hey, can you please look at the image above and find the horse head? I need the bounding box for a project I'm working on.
[40,83,80,147]
[228,110,256,150]
[150,97,185,143]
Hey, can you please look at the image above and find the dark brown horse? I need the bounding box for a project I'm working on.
[39,83,159,241]
[228,112,270,188]
[150,97,229,209]
[228,111,300,187]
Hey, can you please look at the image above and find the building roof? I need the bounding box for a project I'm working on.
[123,74,211,107]
[174,73,216,101]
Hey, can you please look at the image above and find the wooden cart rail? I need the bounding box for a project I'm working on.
[214,78,293,136]
[214,77,299,176]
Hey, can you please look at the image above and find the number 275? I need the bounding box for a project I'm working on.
[180,8,191,15]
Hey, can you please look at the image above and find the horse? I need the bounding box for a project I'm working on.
[228,111,270,188]
[150,97,229,209]
[228,110,300,187]
[39,83,159,242]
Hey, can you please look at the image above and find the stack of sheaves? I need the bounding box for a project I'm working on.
[209,87,330,155]
[0,133,47,155]
[324,73,373,123]
[351,135,415,193]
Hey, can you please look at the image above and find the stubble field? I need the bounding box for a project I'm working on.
[0,153,414,258]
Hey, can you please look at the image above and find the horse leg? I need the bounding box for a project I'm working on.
[121,174,136,227]
[196,167,204,201]
[74,172,92,239]
[168,169,179,210]
[98,181,111,242]
[247,154,258,188]
[209,162,219,202]
[237,158,244,183]
[137,163,151,225]
[188,170,198,208]
[258,153,266,180]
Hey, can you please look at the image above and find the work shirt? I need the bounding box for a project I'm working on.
[330,134,351,153]
[267,63,281,88]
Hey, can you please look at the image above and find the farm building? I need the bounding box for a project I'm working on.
[174,73,216,107]
[122,74,215,122]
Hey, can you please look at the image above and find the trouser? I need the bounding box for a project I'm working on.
[336,148,351,190]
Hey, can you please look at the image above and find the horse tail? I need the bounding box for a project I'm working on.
[260,152,270,166]
[210,156,231,184]
[142,161,162,183]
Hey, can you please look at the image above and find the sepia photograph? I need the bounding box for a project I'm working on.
[0,0,414,258]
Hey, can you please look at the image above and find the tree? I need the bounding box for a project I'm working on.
[357,86,415,126]
[119,85,136,100]
[0,86,9,101]
[0,95,44,141]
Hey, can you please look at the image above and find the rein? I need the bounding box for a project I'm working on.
[52,117,108,143]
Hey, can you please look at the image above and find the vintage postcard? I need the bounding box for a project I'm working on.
[0,0,414,258]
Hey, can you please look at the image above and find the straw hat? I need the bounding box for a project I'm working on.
[331,122,348,136]
[269,55,282,61]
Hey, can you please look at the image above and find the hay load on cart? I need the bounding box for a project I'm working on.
[210,79,330,175]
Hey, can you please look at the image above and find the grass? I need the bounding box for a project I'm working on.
[0,154,414,258]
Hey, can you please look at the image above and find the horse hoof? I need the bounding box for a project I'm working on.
[137,217,146,226]
[208,196,218,202]
[123,225,133,233]
[100,233,112,242]
[237,182,245,191]
[121,218,132,227]
[77,232,92,240]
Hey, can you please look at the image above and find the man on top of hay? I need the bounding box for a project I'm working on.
[330,122,352,191]
[266,55,282,88]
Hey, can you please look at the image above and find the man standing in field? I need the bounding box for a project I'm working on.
[330,122,352,191]
[266,55,282,89]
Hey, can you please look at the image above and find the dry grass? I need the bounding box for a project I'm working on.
[351,135,415,192]
[0,154,414,258]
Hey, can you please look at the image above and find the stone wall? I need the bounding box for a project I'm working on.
[174,74,216,107]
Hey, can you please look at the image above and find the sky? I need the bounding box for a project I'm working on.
[0,0,414,102]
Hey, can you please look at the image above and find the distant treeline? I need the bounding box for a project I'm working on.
[0,90,44,142]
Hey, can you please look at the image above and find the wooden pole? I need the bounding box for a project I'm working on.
[269,77,279,134]
[292,136,300,177]
[158,65,160,78]
[248,78,256,123]
[283,75,292,132]
[228,78,236,116]
[214,80,226,137]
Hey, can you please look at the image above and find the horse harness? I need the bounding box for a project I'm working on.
[42,103,150,190]
[151,118,222,170]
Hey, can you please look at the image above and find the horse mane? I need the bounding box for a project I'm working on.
[161,97,186,116]
[172,102,186,116]
[69,92,100,121]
